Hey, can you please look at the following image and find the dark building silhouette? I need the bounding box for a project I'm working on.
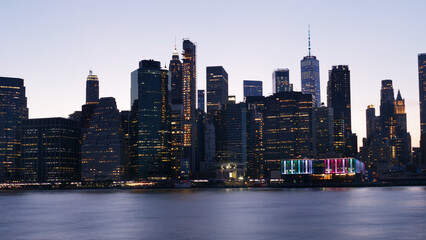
[327,65,356,156]
[0,77,28,182]
[130,60,170,180]
[21,118,80,182]
[206,66,228,113]
[182,39,197,177]
[301,28,320,107]
[81,97,127,181]
[246,92,313,178]
[86,70,99,105]
[198,90,205,112]
[169,48,184,179]
[418,53,426,168]
[314,105,334,156]
[244,80,262,97]
[273,68,292,93]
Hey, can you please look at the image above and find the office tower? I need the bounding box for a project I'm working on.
[198,90,205,112]
[130,60,170,180]
[366,105,377,140]
[86,70,99,105]
[393,90,411,166]
[244,80,263,97]
[182,39,197,177]
[206,66,228,113]
[0,77,28,182]
[301,28,321,107]
[21,118,80,182]
[314,105,334,156]
[81,97,127,181]
[418,53,426,168]
[169,47,184,179]
[380,80,395,141]
[327,65,355,155]
[273,68,292,93]
[246,96,265,179]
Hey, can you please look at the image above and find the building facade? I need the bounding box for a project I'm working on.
[243,80,263,97]
[206,66,228,113]
[0,77,28,182]
[21,118,80,182]
[273,68,292,94]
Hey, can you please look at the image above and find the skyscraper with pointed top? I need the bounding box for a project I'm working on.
[301,27,321,107]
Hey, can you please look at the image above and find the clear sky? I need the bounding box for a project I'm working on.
[1,0,425,148]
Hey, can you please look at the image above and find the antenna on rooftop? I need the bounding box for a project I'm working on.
[308,25,311,57]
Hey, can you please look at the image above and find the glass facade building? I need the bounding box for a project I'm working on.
[243,80,262,97]
[86,70,99,105]
[273,68,292,94]
[301,56,320,107]
[0,77,28,182]
[206,66,228,113]
[21,118,80,182]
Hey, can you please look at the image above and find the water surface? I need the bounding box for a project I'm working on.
[1,187,425,240]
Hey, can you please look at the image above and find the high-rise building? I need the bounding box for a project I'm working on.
[301,28,320,107]
[380,80,395,141]
[21,118,80,182]
[169,48,184,179]
[246,92,313,178]
[130,60,170,180]
[418,53,426,168]
[393,90,411,166]
[182,39,197,177]
[86,70,99,105]
[81,97,127,182]
[198,90,205,112]
[327,65,355,156]
[243,80,262,97]
[206,66,228,113]
[273,68,292,93]
[314,105,334,156]
[0,77,28,182]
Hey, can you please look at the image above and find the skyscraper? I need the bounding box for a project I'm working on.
[130,60,170,180]
[301,28,321,107]
[169,48,184,179]
[273,68,292,93]
[82,97,127,182]
[314,105,334,156]
[198,90,205,112]
[243,80,263,97]
[206,66,228,113]
[327,65,354,156]
[21,118,80,182]
[418,53,426,168]
[380,80,395,141]
[182,39,197,177]
[0,77,28,182]
[86,70,99,105]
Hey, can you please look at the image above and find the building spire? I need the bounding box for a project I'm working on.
[396,89,402,101]
[308,25,311,57]
[89,69,93,75]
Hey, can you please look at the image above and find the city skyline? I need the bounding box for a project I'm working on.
[1,1,425,148]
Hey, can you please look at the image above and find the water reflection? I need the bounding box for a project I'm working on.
[0,187,425,240]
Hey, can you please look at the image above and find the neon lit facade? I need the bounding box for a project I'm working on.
[281,158,365,175]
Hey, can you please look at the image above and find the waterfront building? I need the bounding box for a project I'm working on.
[21,118,80,182]
[246,96,265,179]
[273,68,292,93]
[327,65,357,156]
[130,60,170,180]
[206,66,228,113]
[182,39,197,177]
[418,53,426,168]
[81,97,127,182]
[301,28,320,107]
[243,80,262,97]
[314,105,334,157]
[0,77,28,182]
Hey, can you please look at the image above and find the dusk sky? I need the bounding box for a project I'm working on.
[1,0,425,148]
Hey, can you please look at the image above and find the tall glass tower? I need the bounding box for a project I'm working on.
[418,53,426,167]
[0,77,28,182]
[86,70,99,105]
[301,27,321,107]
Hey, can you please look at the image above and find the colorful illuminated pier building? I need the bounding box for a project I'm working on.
[281,158,365,183]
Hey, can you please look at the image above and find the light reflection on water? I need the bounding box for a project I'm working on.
[0,187,425,240]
